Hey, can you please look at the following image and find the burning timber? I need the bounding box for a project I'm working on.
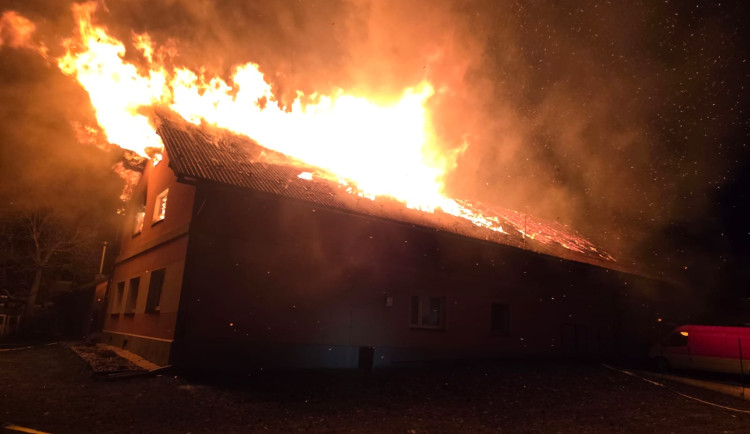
[99,116,685,370]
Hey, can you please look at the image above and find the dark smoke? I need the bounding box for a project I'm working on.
[0,47,122,215]
[1,0,748,296]
[447,2,748,268]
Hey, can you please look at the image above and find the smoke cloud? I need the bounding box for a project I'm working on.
[0,0,746,286]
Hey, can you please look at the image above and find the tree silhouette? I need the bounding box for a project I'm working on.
[0,207,102,313]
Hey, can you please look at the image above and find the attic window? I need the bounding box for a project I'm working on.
[153,188,169,223]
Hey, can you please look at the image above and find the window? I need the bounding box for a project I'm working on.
[146,268,166,313]
[153,188,169,223]
[111,281,125,314]
[410,296,445,329]
[124,277,140,314]
[133,209,146,235]
[664,331,688,347]
[133,192,146,235]
[491,303,510,336]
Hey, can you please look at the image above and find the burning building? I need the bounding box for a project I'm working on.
[0,3,692,368]
[100,114,682,369]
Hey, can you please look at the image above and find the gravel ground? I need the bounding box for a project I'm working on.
[66,342,142,372]
[1,343,750,433]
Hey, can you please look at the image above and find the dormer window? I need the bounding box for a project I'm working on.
[153,188,169,223]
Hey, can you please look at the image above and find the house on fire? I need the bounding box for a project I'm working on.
[101,115,685,368]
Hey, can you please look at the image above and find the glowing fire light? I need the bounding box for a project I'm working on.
[0,3,618,262]
[0,10,48,56]
[112,162,141,203]
[171,68,450,211]
[54,2,509,232]
[58,2,165,157]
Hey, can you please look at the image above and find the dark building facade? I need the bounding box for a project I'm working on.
[101,117,685,368]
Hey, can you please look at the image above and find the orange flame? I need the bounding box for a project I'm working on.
[112,162,141,204]
[170,66,462,212]
[54,2,509,230]
[0,10,47,56]
[1,2,619,261]
[58,2,166,157]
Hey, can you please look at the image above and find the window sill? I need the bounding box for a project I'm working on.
[145,310,160,315]
[151,219,165,227]
[123,312,136,317]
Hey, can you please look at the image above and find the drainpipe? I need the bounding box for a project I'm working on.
[98,242,110,275]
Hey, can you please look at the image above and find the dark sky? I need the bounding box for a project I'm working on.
[1,1,748,305]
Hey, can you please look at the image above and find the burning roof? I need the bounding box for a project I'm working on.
[0,3,638,276]
[157,115,623,272]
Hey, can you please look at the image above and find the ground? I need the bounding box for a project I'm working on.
[2,344,750,433]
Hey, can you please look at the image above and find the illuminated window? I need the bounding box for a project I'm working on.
[146,268,166,313]
[410,296,445,329]
[490,303,510,336]
[133,209,145,235]
[153,188,169,223]
[133,192,146,236]
[124,277,140,314]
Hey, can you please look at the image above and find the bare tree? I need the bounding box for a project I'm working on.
[0,208,101,313]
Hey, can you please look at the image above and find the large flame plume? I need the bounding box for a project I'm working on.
[55,2,505,231]
[0,1,627,265]
[58,3,165,157]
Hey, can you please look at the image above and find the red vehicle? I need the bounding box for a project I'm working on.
[650,325,750,374]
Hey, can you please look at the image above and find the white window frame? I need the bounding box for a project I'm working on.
[153,188,169,223]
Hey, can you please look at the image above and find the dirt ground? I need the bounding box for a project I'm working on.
[2,344,750,433]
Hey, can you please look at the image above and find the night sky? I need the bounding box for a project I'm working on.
[0,1,748,312]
